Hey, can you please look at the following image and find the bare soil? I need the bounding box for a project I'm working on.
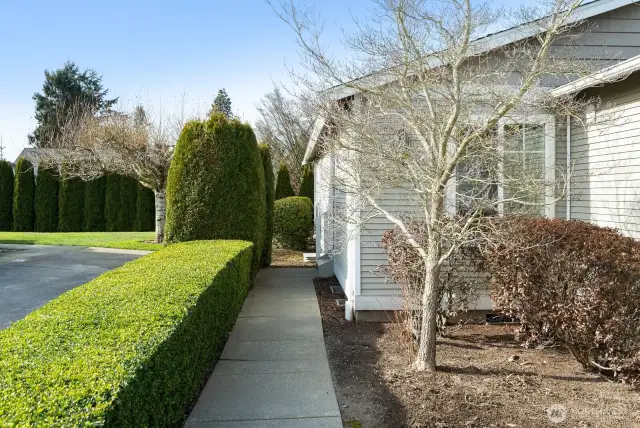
[270,248,315,268]
[315,276,640,428]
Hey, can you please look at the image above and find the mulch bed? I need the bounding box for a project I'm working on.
[270,248,315,268]
[314,276,640,428]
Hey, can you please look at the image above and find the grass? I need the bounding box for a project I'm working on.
[271,248,315,267]
[0,232,162,251]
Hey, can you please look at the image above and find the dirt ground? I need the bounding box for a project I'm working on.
[314,277,640,428]
[270,248,315,268]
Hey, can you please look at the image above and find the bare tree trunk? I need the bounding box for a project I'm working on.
[154,188,166,243]
[415,242,441,371]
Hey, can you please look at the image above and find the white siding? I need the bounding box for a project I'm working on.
[569,72,640,239]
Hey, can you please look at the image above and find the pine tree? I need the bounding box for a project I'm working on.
[275,162,295,200]
[0,160,14,230]
[298,164,314,203]
[35,163,59,232]
[12,158,35,231]
[209,89,233,119]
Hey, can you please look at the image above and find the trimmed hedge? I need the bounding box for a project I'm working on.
[135,184,156,232]
[0,160,14,231]
[273,196,313,250]
[35,163,59,232]
[275,162,295,200]
[58,173,85,232]
[298,164,314,203]
[259,144,275,267]
[166,113,267,276]
[12,158,35,232]
[105,174,122,232]
[0,240,253,426]
[118,176,138,232]
[84,177,106,232]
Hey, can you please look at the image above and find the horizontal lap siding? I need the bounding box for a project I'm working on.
[570,72,640,239]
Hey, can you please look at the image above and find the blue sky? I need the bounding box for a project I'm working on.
[0,0,525,161]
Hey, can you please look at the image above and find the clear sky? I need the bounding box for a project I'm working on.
[0,0,525,161]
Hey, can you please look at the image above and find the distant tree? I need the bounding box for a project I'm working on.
[275,162,295,200]
[209,89,233,119]
[298,164,314,203]
[255,86,312,191]
[0,160,14,230]
[29,61,117,147]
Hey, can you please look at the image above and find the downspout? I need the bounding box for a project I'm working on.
[566,114,571,220]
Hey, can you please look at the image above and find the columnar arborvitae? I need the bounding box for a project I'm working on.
[58,171,84,232]
[166,112,266,276]
[275,162,295,200]
[83,176,106,232]
[118,176,138,231]
[0,160,14,231]
[259,144,275,267]
[105,174,121,232]
[12,158,35,231]
[135,183,155,232]
[35,163,59,232]
[298,164,314,203]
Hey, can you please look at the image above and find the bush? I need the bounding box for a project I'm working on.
[298,164,314,203]
[135,184,155,232]
[166,113,266,275]
[0,240,253,427]
[12,157,35,232]
[275,162,295,200]
[381,220,483,333]
[58,172,85,232]
[35,163,59,232]
[259,144,275,267]
[105,174,122,232]
[485,217,640,387]
[0,160,14,231]
[273,196,313,251]
[118,176,138,231]
[83,176,106,232]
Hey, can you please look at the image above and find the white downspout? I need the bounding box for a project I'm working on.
[566,114,571,220]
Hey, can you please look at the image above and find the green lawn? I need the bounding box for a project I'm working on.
[0,232,162,251]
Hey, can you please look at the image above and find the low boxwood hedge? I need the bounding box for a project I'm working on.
[0,240,253,427]
[273,196,313,250]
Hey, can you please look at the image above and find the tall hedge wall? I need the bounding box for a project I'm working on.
[118,176,138,232]
[135,184,155,232]
[0,240,253,427]
[83,177,106,232]
[259,144,275,267]
[34,163,59,232]
[275,162,294,200]
[0,160,14,231]
[58,172,85,232]
[105,174,122,232]
[12,158,35,232]
[166,112,267,275]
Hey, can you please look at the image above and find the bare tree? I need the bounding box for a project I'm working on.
[41,104,183,243]
[255,86,313,190]
[272,0,606,371]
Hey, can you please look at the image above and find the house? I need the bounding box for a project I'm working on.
[304,0,640,321]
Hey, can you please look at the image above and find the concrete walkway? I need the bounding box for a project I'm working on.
[186,268,343,428]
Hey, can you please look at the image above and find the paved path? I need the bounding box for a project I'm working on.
[186,268,343,428]
[0,244,150,330]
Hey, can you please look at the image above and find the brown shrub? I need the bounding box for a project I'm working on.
[485,217,640,386]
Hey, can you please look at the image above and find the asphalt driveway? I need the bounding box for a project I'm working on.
[0,244,150,330]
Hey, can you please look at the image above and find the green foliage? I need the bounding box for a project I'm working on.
[118,176,138,232]
[209,88,233,118]
[105,174,122,232]
[298,164,314,203]
[273,196,313,250]
[12,158,35,232]
[34,163,59,232]
[0,240,253,427]
[29,61,117,147]
[58,171,85,232]
[166,113,266,276]
[0,160,14,231]
[83,176,106,232]
[259,144,275,267]
[0,232,160,251]
[275,162,295,200]
[135,184,155,232]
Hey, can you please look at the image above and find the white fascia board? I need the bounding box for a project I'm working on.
[551,54,640,97]
[302,117,327,165]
